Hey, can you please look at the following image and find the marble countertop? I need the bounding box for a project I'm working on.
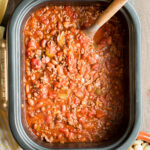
[129,0,150,133]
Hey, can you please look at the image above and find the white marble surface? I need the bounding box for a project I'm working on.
[129,0,150,132]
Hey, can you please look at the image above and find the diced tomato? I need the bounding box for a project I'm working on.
[74,97,80,105]
[57,51,63,56]
[72,12,77,19]
[59,128,69,137]
[88,109,96,118]
[40,86,48,98]
[78,34,87,48]
[35,101,44,108]
[78,117,85,124]
[45,115,52,123]
[68,132,74,141]
[66,112,72,118]
[81,108,87,114]
[54,82,62,88]
[65,6,77,19]
[40,16,49,25]
[96,110,104,119]
[48,91,57,99]
[26,50,33,57]
[31,58,42,70]
[65,6,73,17]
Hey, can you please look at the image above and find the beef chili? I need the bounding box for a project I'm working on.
[24,5,125,143]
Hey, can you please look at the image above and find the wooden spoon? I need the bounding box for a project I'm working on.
[83,0,128,39]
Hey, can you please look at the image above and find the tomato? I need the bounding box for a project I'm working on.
[78,117,85,124]
[74,97,80,105]
[66,112,72,118]
[65,6,73,17]
[65,6,77,19]
[31,58,42,70]
[26,50,33,58]
[54,82,62,88]
[88,109,96,118]
[45,115,52,124]
[48,91,57,99]
[78,34,87,48]
[96,110,104,119]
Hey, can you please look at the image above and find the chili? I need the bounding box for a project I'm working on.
[24,5,125,143]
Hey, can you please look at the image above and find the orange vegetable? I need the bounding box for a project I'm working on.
[137,132,150,143]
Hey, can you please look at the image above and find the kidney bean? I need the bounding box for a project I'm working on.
[58,134,63,140]
[87,85,92,92]
[26,84,30,93]
[33,123,38,130]
[75,90,84,98]
[31,58,42,70]
[74,97,80,105]
[91,63,100,71]
[61,105,66,112]
[68,132,74,141]
[28,99,34,106]
[41,39,47,48]
[58,22,63,30]
[41,106,46,112]
[57,65,64,75]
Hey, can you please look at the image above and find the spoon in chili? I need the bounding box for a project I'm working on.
[83,0,128,40]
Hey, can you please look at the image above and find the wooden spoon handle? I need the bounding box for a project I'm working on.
[85,0,128,38]
[96,0,128,27]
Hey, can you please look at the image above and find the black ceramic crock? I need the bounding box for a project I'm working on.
[8,0,141,149]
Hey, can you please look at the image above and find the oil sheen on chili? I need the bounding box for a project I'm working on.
[24,5,125,143]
